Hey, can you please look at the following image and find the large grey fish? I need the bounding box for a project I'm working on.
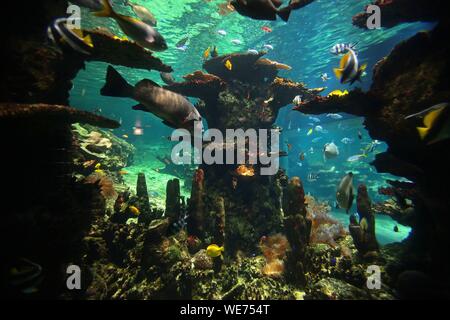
[101,66,201,132]
[95,0,167,52]
[230,0,292,22]
[336,172,354,214]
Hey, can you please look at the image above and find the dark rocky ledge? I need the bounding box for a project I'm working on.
[352,0,444,29]
[0,103,120,129]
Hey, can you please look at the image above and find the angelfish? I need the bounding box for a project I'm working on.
[101,65,202,132]
[336,172,354,214]
[94,0,167,51]
[333,49,366,85]
[47,18,94,55]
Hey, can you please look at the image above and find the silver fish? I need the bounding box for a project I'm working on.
[124,0,157,27]
[95,0,167,52]
[336,172,354,213]
[323,142,339,161]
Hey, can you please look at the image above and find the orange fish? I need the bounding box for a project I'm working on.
[118,170,129,175]
[261,26,272,33]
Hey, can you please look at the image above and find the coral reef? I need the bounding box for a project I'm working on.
[296,18,450,290]
[259,234,290,278]
[72,123,135,170]
[305,195,347,247]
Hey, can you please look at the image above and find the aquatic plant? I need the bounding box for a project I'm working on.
[259,233,290,278]
[305,195,347,248]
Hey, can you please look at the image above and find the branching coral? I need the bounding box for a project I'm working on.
[305,195,347,247]
[259,233,290,278]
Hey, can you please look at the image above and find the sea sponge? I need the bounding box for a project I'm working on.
[259,233,290,278]
[305,195,346,247]
[262,259,285,278]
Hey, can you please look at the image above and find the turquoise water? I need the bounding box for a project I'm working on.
[69,0,432,245]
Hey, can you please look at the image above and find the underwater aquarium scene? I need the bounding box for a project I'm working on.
[2,0,450,305]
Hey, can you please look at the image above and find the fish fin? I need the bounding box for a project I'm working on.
[277,6,292,22]
[94,0,115,18]
[333,68,343,79]
[416,126,429,140]
[423,105,446,128]
[132,104,146,111]
[83,34,94,48]
[136,79,161,88]
[219,246,224,252]
[101,65,133,98]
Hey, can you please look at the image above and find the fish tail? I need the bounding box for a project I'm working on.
[83,34,93,48]
[101,65,133,98]
[333,68,343,79]
[416,126,429,140]
[219,246,224,253]
[277,6,292,22]
[94,0,115,18]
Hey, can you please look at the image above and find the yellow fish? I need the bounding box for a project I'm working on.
[128,205,140,216]
[118,170,129,175]
[94,169,105,174]
[416,103,450,144]
[327,89,349,97]
[307,128,313,136]
[203,47,211,60]
[95,163,102,169]
[122,134,129,139]
[206,244,224,258]
[225,59,232,71]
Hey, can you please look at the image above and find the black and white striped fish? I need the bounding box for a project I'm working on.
[47,18,94,55]
[330,43,357,55]
[333,49,367,85]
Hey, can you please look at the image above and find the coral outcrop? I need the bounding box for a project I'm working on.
[352,0,444,29]
[282,177,312,286]
[296,17,450,292]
